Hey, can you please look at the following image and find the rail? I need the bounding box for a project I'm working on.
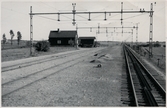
[123,44,166,106]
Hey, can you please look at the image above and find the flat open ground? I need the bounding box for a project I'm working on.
[141,47,166,71]
[2,44,126,106]
[1,42,165,106]
[1,46,76,62]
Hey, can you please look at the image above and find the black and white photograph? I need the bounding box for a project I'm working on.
[1,0,166,107]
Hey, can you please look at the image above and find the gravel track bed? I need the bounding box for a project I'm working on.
[2,48,102,85]
[2,45,125,106]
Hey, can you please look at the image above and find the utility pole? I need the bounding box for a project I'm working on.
[111,32,114,41]
[77,26,135,32]
[131,29,133,46]
[96,30,98,41]
[135,23,139,53]
[136,23,139,45]
[149,3,153,58]
[121,2,123,25]
[29,2,154,54]
[98,23,100,34]
[106,27,109,46]
[121,2,124,37]
[72,3,76,25]
[122,26,123,37]
[76,24,78,49]
[30,6,33,56]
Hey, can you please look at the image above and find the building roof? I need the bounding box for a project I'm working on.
[49,30,77,38]
[78,37,96,39]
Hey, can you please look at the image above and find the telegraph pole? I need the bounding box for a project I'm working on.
[76,24,78,49]
[96,30,98,41]
[72,3,76,25]
[131,29,133,46]
[98,23,100,34]
[106,27,109,46]
[111,32,114,41]
[149,3,153,58]
[135,23,139,53]
[29,2,154,53]
[121,2,123,25]
[30,6,33,56]
[136,23,139,45]
[77,26,135,31]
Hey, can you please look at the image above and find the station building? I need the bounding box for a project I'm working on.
[78,37,96,47]
[48,29,77,46]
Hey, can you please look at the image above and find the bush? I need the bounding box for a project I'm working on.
[26,41,37,47]
[141,44,149,47]
[153,43,161,47]
[94,41,100,47]
[26,41,31,47]
[35,41,50,52]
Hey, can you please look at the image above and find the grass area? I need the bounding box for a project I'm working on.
[1,40,119,62]
[1,40,78,62]
[141,47,166,70]
[1,40,29,50]
[1,45,76,62]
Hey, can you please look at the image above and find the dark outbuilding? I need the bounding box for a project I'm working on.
[78,37,96,47]
[48,29,77,46]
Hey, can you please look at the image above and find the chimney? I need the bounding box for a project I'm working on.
[57,28,60,33]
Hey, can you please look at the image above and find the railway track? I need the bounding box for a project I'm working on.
[121,44,166,106]
[2,47,106,98]
[2,48,104,72]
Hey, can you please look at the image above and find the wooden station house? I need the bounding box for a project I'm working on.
[48,29,77,46]
[78,37,96,47]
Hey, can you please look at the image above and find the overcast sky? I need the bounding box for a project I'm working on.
[1,0,166,42]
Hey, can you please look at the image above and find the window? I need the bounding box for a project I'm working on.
[57,40,61,44]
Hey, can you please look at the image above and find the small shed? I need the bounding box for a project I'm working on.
[48,29,77,46]
[78,37,96,47]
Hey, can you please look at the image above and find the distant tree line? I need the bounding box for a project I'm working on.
[2,34,6,44]
[2,30,22,45]
[139,41,163,47]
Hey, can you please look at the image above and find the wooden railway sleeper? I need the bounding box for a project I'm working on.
[126,45,166,100]
[125,45,165,106]
[143,87,158,106]
[123,47,139,106]
[128,50,152,91]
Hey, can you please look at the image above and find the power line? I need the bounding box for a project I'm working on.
[123,13,146,20]
[37,16,57,21]
[91,14,104,19]
[60,14,73,20]
[154,5,165,14]
[2,7,61,22]
[76,14,88,20]
[107,14,120,19]
[74,3,88,11]
[28,2,154,56]
[2,7,28,16]
[40,2,57,10]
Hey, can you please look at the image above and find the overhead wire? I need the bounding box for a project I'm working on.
[76,14,88,20]
[2,6,59,22]
[154,5,165,14]
[40,2,57,10]
[2,2,156,29]
[60,14,73,20]
[90,2,119,19]
[123,13,146,20]
[39,2,73,20]
[37,16,57,21]
[2,7,28,16]
[74,3,88,11]
[107,14,120,19]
